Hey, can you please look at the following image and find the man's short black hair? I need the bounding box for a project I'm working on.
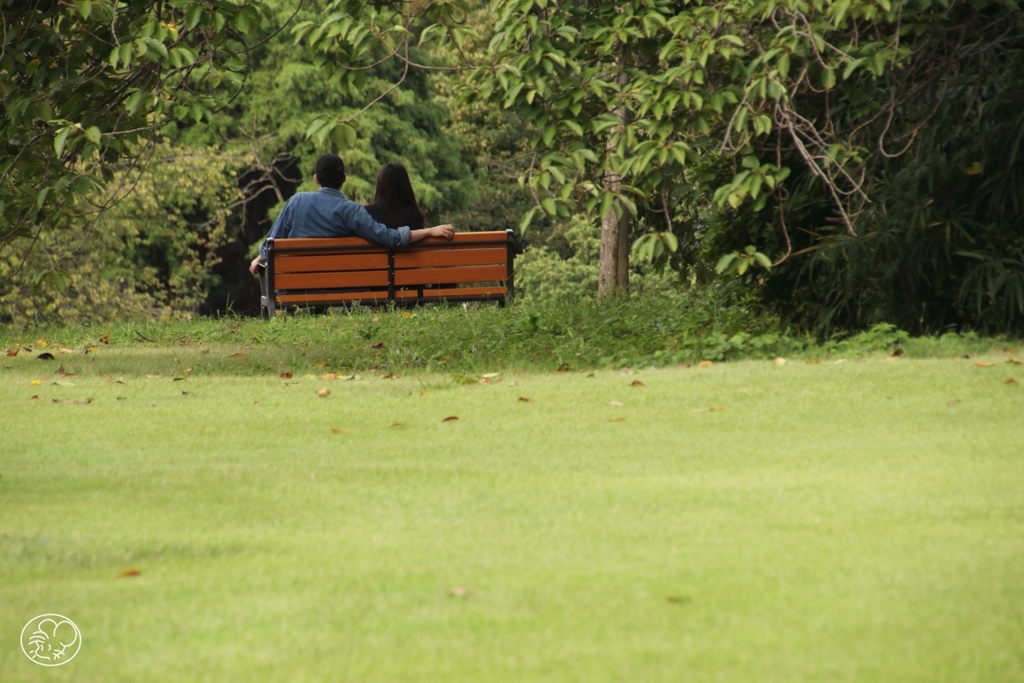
[315,153,346,189]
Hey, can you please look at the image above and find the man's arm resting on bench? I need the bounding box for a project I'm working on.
[410,225,455,243]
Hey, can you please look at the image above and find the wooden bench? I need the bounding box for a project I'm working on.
[258,229,514,318]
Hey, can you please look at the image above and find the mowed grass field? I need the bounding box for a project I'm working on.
[1,349,1023,682]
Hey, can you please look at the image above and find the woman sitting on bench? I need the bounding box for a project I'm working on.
[364,163,427,231]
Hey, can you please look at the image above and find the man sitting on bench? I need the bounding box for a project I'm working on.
[249,153,454,275]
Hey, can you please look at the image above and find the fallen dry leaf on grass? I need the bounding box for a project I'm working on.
[30,395,39,400]
[116,396,127,401]
[1007,359,1022,365]
[181,391,194,396]
[280,372,293,379]
[118,568,141,578]
[507,380,518,387]
[607,400,623,407]
[710,406,725,412]
[698,360,714,368]
[442,415,459,422]
[317,388,331,398]
[5,349,16,357]
[98,335,110,344]
[420,391,429,396]
[29,379,41,386]
[609,417,626,422]
[975,361,997,367]
[368,341,385,349]
[448,586,469,597]
[387,422,404,428]
[229,352,246,358]
[890,348,904,358]
[321,373,339,381]
[947,398,961,405]
[1004,378,1018,385]
[665,595,691,604]
[332,428,348,434]
[314,359,325,366]
[52,397,94,405]
[381,373,397,379]
[518,396,532,402]
[772,357,786,367]
[630,380,645,387]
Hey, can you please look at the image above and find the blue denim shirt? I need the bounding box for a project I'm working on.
[258,187,411,262]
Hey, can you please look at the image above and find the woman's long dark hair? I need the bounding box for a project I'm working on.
[371,163,426,229]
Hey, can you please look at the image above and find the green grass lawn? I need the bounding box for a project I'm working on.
[2,347,1023,682]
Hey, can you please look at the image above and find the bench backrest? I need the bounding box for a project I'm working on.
[265,230,513,307]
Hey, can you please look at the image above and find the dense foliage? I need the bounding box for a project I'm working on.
[472,0,1024,331]
[2,0,1022,334]
[0,0,268,280]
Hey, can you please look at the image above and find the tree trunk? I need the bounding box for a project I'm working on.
[598,62,630,298]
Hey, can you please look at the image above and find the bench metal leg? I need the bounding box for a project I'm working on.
[259,268,276,319]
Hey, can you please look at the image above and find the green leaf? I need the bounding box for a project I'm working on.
[821,68,836,90]
[330,123,357,149]
[78,0,92,19]
[54,127,71,157]
[754,252,773,269]
[541,198,557,215]
[186,5,203,30]
[715,253,737,274]
[777,52,790,78]
[84,126,101,144]
[518,207,537,231]
[144,38,168,60]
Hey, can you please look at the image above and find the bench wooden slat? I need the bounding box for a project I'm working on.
[416,232,510,244]
[276,253,389,273]
[394,264,507,286]
[272,236,383,250]
[277,290,390,305]
[394,286,507,299]
[276,270,389,290]
[394,247,506,269]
